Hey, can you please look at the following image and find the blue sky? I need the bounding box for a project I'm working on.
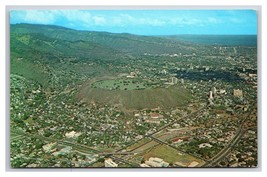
[10,10,257,35]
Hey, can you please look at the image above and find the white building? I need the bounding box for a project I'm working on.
[209,91,213,99]
[105,158,118,167]
[161,69,167,74]
[145,157,169,167]
[65,131,81,138]
[42,142,57,153]
[171,77,178,84]
[248,73,257,78]
[52,146,72,156]
[188,161,199,167]
[219,89,226,94]
[198,143,213,148]
[233,89,243,97]
[140,163,150,167]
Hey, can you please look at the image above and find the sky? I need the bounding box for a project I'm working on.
[10,10,257,35]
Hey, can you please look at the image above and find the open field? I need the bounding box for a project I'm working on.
[126,138,151,151]
[91,79,149,90]
[142,144,203,166]
[130,140,159,152]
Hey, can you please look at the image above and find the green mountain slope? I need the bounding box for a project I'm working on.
[10,23,196,110]
[11,23,196,56]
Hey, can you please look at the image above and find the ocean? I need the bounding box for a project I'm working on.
[165,35,257,47]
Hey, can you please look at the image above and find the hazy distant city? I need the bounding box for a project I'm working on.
[10,10,257,168]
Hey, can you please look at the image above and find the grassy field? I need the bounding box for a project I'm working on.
[78,83,192,110]
[91,79,149,90]
[130,140,159,153]
[126,138,151,151]
[142,144,203,166]
[90,161,104,167]
[11,57,51,88]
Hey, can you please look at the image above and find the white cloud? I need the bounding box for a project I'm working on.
[13,10,57,24]
[58,10,92,24]
[120,14,134,21]
[111,14,166,27]
[11,10,246,30]
[11,10,93,26]
[207,17,220,23]
[111,16,124,26]
[148,19,166,26]
[56,10,107,27]
[92,16,106,25]
[169,17,202,26]
[229,18,243,23]
[11,10,225,27]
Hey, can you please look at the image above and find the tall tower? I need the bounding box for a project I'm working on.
[171,77,178,84]
[209,91,213,99]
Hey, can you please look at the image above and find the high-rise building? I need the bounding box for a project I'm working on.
[209,91,213,99]
[171,77,178,84]
[212,87,217,96]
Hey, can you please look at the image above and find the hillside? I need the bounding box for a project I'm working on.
[11,23,197,56]
[10,23,199,88]
[78,84,192,110]
[10,23,195,110]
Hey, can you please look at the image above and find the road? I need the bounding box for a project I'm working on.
[148,135,208,162]
[203,129,246,167]
[11,129,139,167]
[202,111,253,167]
[12,104,254,167]
[109,106,207,165]
[11,129,100,153]
[114,106,206,154]
[149,106,206,137]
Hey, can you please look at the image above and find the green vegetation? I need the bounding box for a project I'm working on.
[126,138,151,151]
[143,144,202,165]
[11,23,196,57]
[179,138,224,159]
[92,79,150,90]
[10,23,257,168]
[79,84,192,110]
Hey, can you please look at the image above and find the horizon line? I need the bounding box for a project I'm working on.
[10,23,257,36]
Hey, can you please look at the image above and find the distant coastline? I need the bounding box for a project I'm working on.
[161,35,257,47]
[11,23,257,47]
